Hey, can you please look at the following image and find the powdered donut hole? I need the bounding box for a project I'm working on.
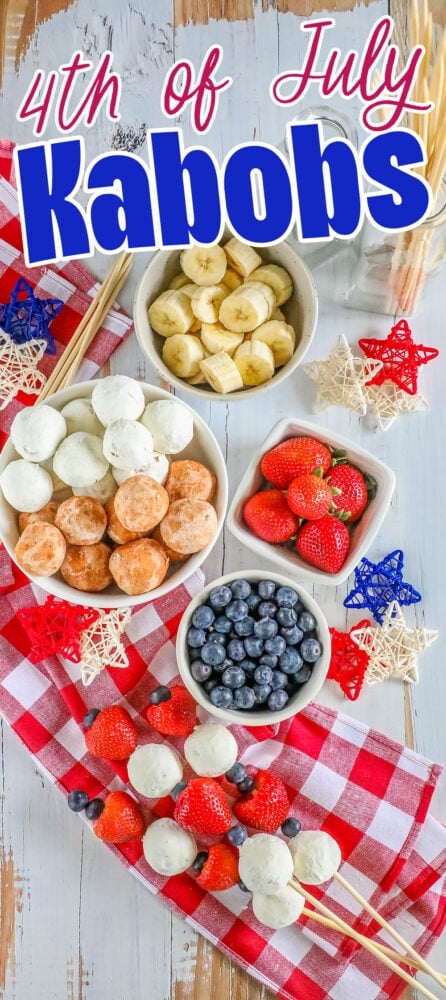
[15,522,66,576]
[114,475,169,533]
[60,542,113,592]
[164,460,216,503]
[105,496,147,545]
[159,499,218,554]
[55,496,107,545]
[151,524,186,563]
[19,499,59,533]
[109,538,169,595]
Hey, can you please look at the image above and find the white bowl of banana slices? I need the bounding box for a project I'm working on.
[133,238,318,401]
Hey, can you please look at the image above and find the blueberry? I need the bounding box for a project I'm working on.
[234,686,256,710]
[213,656,234,674]
[268,689,289,711]
[258,580,276,599]
[227,638,247,662]
[149,685,171,705]
[294,664,313,684]
[171,780,188,801]
[193,851,209,873]
[254,664,273,685]
[226,599,249,622]
[280,648,303,674]
[234,616,255,637]
[298,611,317,632]
[214,615,233,634]
[246,592,261,611]
[192,604,215,629]
[270,670,288,691]
[83,708,100,728]
[237,776,255,793]
[201,642,226,666]
[225,762,247,784]
[238,879,250,892]
[244,636,264,659]
[264,635,286,655]
[276,586,299,608]
[253,683,272,704]
[191,660,213,682]
[239,658,256,674]
[280,625,303,645]
[259,653,278,669]
[230,578,252,599]
[281,817,302,838]
[68,789,89,812]
[85,798,105,820]
[227,824,248,846]
[206,632,227,645]
[187,626,207,648]
[277,607,298,628]
[210,685,234,708]
[258,600,277,618]
[204,678,218,694]
[300,638,322,662]
[222,665,246,689]
[254,617,278,640]
[209,585,232,608]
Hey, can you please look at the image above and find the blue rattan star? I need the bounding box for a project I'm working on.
[343,549,421,624]
[0,278,63,355]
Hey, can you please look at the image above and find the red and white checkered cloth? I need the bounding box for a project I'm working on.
[1,137,446,1000]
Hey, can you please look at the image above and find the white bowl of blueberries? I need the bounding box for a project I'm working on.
[176,570,330,725]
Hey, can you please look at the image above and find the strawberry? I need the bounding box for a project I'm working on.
[260,437,332,489]
[93,791,145,843]
[196,843,239,891]
[287,471,333,520]
[296,516,350,574]
[146,685,197,737]
[84,705,137,760]
[325,464,368,523]
[174,777,233,835]
[243,489,298,543]
[233,771,289,833]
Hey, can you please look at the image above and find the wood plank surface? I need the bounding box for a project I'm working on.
[0,1,445,999]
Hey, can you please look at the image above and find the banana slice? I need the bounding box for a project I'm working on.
[148,290,194,337]
[199,352,243,393]
[223,268,243,291]
[224,238,262,277]
[252,320,296,367]
[180,246,227,286]
[246,281,276,317]
[180,283,199,299]
[219,285,271,334]
[169,272,190,290]
[188,370,209,386]
[162,334,204,378]
[234,340,275,386]
[191,284,229,323]
[190,319,202,334]
[273,307,286,321]
[200,322,244,357]
[249,264,293,306]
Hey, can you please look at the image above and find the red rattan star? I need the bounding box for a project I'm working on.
[328,621,371,701]
[359,319,438,395]
[17,596,100,664]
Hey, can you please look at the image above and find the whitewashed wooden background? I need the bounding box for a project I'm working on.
[0,1,445,998]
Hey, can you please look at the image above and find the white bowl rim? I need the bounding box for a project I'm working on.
[133,242,319,402]
[176,569,331,726]
[0,380,229,609]
[226,417,396,587]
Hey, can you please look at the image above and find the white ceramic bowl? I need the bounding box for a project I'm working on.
[176,570,331,726]
[0,381,228,609]
[133,241,318,402]
[227,418,396,587]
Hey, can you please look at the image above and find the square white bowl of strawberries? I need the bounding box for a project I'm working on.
[227,419,396,586]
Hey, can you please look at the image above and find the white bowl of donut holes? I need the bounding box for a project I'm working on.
[0,378,228,608]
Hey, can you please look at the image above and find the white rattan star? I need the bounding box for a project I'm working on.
[304,335,383,415]
[364,382,430,431]
[80,608,131,686]
[0,331,47,409]
[351,602,438,685]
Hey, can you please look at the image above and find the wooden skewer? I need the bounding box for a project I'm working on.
[300,907,446,982]
[290,881,441,1000]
